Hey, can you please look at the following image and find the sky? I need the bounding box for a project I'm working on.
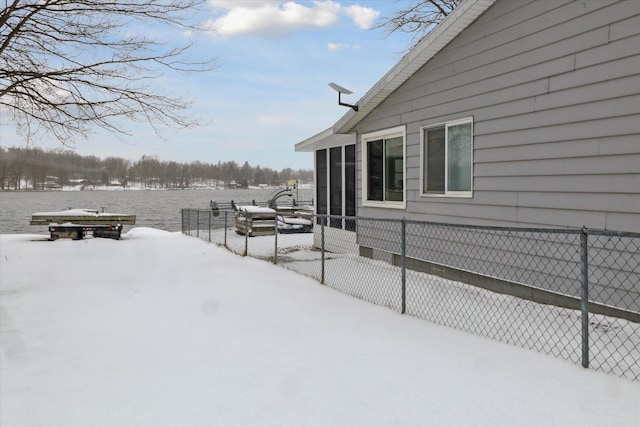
[1,228,639,426]
[0,1,417,171]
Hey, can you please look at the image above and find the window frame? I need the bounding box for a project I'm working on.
[361,125,406,209]
[420,117,474,198]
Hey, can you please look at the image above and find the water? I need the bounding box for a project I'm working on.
[0,188,314,235]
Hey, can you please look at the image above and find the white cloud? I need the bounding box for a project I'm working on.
[327,42,360,51]
[343,4,379,29]
[205,1,380,38]
[208,1,267,9]
[206,1,339,37]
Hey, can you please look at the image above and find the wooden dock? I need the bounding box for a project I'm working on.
[30,209,136,226]
[30,208,136,240]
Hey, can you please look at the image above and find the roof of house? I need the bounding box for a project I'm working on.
[295,0,496,152]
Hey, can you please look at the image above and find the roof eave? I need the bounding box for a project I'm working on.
[295,127,356,152]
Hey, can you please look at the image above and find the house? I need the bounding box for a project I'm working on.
[295,0,640,237]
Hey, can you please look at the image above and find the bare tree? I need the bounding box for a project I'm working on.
[375,0,462,46]
[0,0,216,145]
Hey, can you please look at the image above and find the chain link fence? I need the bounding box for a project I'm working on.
[182,209,640,381]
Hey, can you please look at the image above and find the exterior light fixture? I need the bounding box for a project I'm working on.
[328,82,358,111]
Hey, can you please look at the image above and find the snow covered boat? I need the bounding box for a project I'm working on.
[276,209,313,234]
[235,206,277,237]
[234,206,313,236]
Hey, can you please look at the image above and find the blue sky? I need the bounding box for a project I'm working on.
[0,1,416,171]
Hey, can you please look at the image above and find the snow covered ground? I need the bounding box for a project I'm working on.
[1,228,638,426]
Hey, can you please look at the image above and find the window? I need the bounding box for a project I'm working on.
[362,126,406,208]
[422,118,473,196]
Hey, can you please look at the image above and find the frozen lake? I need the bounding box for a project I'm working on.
[0,187,314,234]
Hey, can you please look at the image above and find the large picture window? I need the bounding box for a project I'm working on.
[422,118,473,196]
[362,126,405,208]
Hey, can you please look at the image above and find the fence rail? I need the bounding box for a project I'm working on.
[182,209,640,381]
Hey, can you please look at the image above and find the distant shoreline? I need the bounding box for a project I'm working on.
[0,184,314,193]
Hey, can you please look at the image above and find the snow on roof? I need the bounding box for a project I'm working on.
[31,209,128,217]
[278,216,312,226]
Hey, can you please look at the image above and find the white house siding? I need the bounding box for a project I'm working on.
[354,0,640,233]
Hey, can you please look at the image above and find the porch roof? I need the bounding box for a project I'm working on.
[294,127,356,152]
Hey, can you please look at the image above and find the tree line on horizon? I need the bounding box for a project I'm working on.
[0,147,313,191]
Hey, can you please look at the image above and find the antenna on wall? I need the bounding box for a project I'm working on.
[328,82,358,111]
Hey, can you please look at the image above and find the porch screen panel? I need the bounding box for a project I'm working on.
[316,149,327,224]
[345,144,356,231]
[330,147,342,228]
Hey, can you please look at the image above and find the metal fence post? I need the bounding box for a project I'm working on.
[224,211,228,248]
[196,210,200,238]
[321,215,325,285]
[580,227,589,369]
[274,213,278,265]
[401,218,406,314]
[244,215,249,256]
[208,210,211,242]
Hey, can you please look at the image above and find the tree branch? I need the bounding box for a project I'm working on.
[374,0,462,48]
[0,0,217,145]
